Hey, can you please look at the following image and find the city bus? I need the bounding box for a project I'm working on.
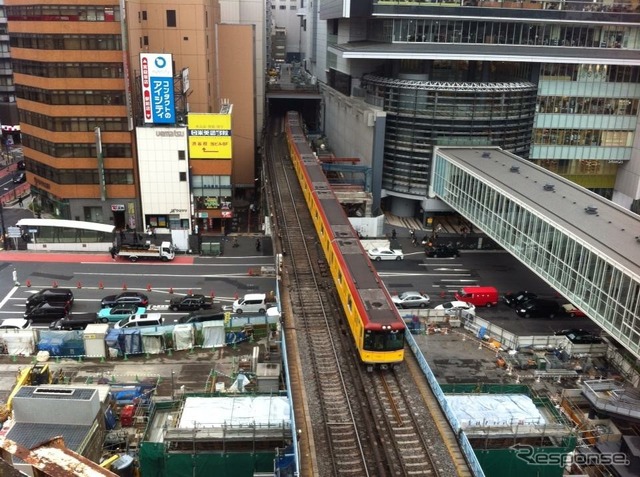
[15,218,115,252]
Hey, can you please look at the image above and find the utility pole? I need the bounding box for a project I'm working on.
[0,202,7,250]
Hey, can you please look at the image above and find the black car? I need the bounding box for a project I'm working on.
[100,291,149,308]
[24,302,69,323]
[169,294,214,312]
[424,245,459,258]
[177,310,225,324]
[515,299,560,318]
[12,172,26,184]
[26,288,74,311]
[49,313,97,330]
[503,291,537,308]
[564,331,602,344]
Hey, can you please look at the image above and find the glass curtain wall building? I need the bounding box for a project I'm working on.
[432,147,640,359]
[310,1,640,216]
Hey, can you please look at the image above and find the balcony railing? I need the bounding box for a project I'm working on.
[375,0,638,13]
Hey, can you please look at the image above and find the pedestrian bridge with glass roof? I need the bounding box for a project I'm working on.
[431,147,640,359]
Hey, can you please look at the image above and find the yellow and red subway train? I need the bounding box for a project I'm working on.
[284,111,406,368]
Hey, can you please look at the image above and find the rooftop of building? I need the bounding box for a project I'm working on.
[435,146,640,276]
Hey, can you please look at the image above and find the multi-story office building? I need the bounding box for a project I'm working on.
[297,1,640,219]
[6,0,259,233]
[0,0,18,129]
[269,0,303,64]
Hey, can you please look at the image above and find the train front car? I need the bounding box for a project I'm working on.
[323,207,406,369]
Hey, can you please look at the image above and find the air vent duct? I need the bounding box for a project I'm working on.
[585,206,598,215]
[481,152,491,158]
[543,184,555,191]
[510,165,520,173]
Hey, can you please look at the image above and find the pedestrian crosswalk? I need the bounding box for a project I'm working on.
[384,213,425,231]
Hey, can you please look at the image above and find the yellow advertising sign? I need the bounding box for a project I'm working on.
[188,113,231,130]
[189,136,233,159]
[188,113,232,159]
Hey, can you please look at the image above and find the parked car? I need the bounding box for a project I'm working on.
[565,331,602,344]
[454,286,499,307]
[12,171,26,184]
[231,293,268,314]
[24,302,69,323]
[555,328,591,337]
[503,291,537,308]
[114,313,163,329]
[516,299,560,318]
[98,303,146,323]
[169,294,215,311]
[367,247,404,261]
[561,304,586,317]
[0,318,32,329]
[392,291,431,309]
[100,291,149,309]
[177,311,226,324]
[26,288,74,311]
[49,313,97,330]
[434,301,476,316]
[424,245,459,258]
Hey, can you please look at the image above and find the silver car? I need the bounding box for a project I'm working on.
[392,291,431,309]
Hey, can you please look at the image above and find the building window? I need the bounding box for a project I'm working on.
[179,172,187,181]
[166,10,176,27]
[178,150,185,160]
[143,36,148,46]
[141,10,147,21]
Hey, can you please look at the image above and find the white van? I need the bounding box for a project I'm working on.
[114,313,163,329]
[232,293,267,314]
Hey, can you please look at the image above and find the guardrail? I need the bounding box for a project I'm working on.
[0,183,30,207]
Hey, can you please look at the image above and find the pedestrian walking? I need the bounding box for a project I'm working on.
[410,229,417,247]
[391,228,397,240]
[232,237,239,248]
[256,238,261,252]
[18,196,23,207]
[109,246,117,261]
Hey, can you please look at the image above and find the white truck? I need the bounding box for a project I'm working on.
[117,241,175,262]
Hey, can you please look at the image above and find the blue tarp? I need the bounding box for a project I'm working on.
[226,330,249,345]
[105,328,143,355]
[37,330,85,356]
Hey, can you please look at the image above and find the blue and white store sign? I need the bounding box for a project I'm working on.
[140,53,175,124]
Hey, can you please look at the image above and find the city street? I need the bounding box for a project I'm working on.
[0,253,278,326]
[372,247,603,336]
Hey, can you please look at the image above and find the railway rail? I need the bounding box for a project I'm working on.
[267,126,377,475]
[265,117,469,476]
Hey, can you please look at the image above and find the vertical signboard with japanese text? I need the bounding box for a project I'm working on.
[187,113,233,159]
[140,53,175,124]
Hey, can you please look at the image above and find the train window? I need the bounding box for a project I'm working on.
[347,296,352,311]
[386,330,405,351]
[363,330,405,352]
[338,271,342,284]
